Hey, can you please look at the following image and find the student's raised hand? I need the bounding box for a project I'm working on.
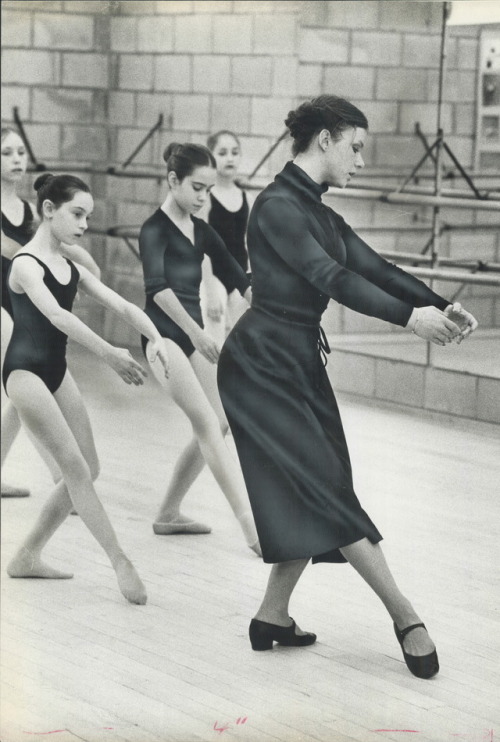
[106,347,148,385]
[147,339,169,377]
[410,306,461,346]
[192,329,220,364]
[443,302,478,342]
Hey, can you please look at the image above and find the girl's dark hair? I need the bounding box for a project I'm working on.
[163,142,216,181]
[33,173,91,217]
[285,95,368,156]
[206,130,241,152]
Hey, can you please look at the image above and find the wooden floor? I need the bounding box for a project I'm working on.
[1,345,499,742]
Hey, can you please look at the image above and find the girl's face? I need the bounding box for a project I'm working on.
[323,126,366,188]
[212,134,241,178]
[1,132,28,184]
[46,190,94,244]
[170,165,216,214]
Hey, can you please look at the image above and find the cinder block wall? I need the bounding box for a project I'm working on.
[2,0,498,345]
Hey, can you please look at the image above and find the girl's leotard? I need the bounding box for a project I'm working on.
[208,189,249,274]
[1,200,35,318]
[2,254,80,394]
[139,208,250,357]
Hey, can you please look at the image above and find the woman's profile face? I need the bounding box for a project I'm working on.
[323,126,366,188]
[170,165,216,214]
[46,190,94,244]
[212,134,241,177]
[1,132,28,184]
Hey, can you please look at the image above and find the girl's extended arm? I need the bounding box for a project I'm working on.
[61,243,101,279]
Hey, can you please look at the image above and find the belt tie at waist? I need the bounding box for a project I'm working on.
[318,326,331,367]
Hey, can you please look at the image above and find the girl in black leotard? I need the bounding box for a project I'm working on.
[4,172,169,604]
[201,131,250,345]
[1,127,101,499]
[139,142,260,555]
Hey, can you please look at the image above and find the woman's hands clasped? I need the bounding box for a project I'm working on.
[409,304,478,346]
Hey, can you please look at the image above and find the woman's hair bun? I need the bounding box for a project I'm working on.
[33,173,54,192]
[163,143,183,163]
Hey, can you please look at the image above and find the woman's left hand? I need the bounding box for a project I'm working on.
[444,303,478,342]
[148,339,170,377]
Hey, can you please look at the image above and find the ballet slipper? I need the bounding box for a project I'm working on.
[152,517,212,535]
[1,483,30,498]
[112,554,147,605]
[7,547,73,579]
[238,511,262,557]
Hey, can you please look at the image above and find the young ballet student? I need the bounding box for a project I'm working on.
[1,126,101,498]
[138,142,260,555]
[201,130,250,345]
[4,172,169,604]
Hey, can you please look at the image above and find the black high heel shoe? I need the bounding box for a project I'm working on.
[393,622,439,679]
[249,618,317,651]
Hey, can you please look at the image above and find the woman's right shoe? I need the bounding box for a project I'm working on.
[393,622,439,679]
[249,618,317,651]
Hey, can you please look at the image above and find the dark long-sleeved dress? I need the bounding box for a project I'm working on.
[139,208,250,357]
[217,161,449,564]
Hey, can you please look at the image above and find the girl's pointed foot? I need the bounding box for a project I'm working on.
[7,548,73,579]
[113,555,147,605]
[153,515,212,535]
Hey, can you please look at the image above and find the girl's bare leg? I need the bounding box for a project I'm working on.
[340,538,435,657]
[6,371,146,604]
[147,340,259,552]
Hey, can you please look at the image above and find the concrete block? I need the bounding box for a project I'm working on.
[372,198,422,228]
[32,88,92,124]
[3,1,62,11]
[173,94,210,131]
[329,351,377,397]
[477,377,500,423]
[62,52,108,88]
[109,91,135,126]
[424,367,477,418]
[133,178,163,205]
[155,55,192,93]
[24,123,60,160]
[299,28,349,64]
[118,1,156,14]
[356,230,397,253]
[106,176,135,204]
[174,14,212,53]
[116,200,154,227]
[63,1,109,13]
[457,38,479,70]
[320,303,342,334]
[213,14,252,55]
[454,103,474,136]
[449,232,497,261]
[402,34,441,68]
[253,13,297,56]
[138,16,174,53]
[326,1,379,29]
[250,97,293,137]
[136,92,171,128]
[156,1,194,12]
[193,56,231,94]
[376,358,425,407]
[342,309,389,335]
[399,102,452,136]
[429,70,475,103]
[1,11,32,47]
[234,0,301,12]
[323,196,374,229]
[443,136,474,169]
[34,12,93,49]
[61,125,107,162]
[359,101,397,134]
[194,0,232,11]
[323,66,375,100]
[119,55,154,92]
[116,128,154,166]
[458,297,495,327]
[232,57,272,96]
[2,49,57,85]
[376,68,427,101]
[379,2,442,32]
[352,32,402,67]
[297,64,322,97]
[210,95,251,135]
[1,86,30,121]
[92,90,108,122]
[110,17,137,52]
[238,135,273,178]
[273,57,298,97]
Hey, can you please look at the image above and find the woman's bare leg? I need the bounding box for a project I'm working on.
[340,538,435,656]
[254,559,309,631]
[6,370,146,604]
[147,340,259,551]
